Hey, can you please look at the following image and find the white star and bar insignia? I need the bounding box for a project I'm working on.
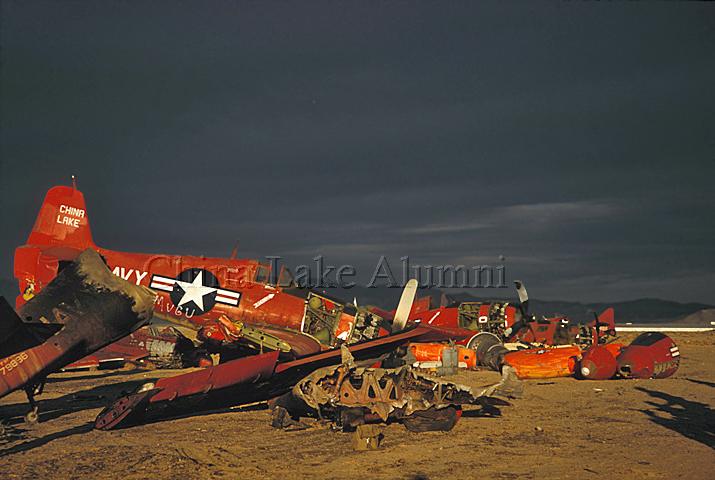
[150,269,241,314]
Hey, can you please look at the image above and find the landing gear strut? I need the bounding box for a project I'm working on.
[23,381,45,424]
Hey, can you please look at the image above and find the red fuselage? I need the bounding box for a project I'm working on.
[15,244,309,332]
[14,185,311,334]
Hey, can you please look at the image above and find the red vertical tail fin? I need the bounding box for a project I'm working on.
[27,185,95,249]
[14,185,96,309]
[597,307,616,332]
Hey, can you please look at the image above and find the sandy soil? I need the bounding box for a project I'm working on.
[1,332,713,479]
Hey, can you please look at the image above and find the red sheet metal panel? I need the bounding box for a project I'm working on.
[150,350,280,402]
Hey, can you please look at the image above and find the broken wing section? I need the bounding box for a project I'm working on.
[1,249,155,400]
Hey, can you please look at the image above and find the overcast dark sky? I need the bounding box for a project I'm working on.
[1,2,713,303]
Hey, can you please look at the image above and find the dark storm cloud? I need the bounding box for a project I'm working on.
[1,2,713,303]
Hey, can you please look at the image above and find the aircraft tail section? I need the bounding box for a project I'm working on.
[14,185,96,308]
[27,185,95,250]
[597,307,616,332]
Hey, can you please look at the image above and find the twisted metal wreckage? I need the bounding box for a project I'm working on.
[1,183,681,442]
[269,346,520,434]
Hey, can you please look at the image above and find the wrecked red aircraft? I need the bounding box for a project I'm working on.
[465,320,680,381]
[15,184,403,360]
[18,184,613,369]
[0,249,155,422]
[381,281,616,375]
[18,184,614,376]
[94,323,471,430]
[383,281,616,351]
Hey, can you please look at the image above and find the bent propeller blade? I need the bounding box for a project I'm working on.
[514,280,529,314]
[392,279,418,332]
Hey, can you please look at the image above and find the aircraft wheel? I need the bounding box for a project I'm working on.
[24,410,39,424]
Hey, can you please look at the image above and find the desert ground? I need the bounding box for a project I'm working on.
[1,331,713,480]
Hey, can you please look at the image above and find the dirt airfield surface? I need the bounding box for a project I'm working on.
[1,332,713,480]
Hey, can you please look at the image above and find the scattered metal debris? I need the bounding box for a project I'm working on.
[352,424,384,450]
[269,347,515,433]
[94,325,458,430]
